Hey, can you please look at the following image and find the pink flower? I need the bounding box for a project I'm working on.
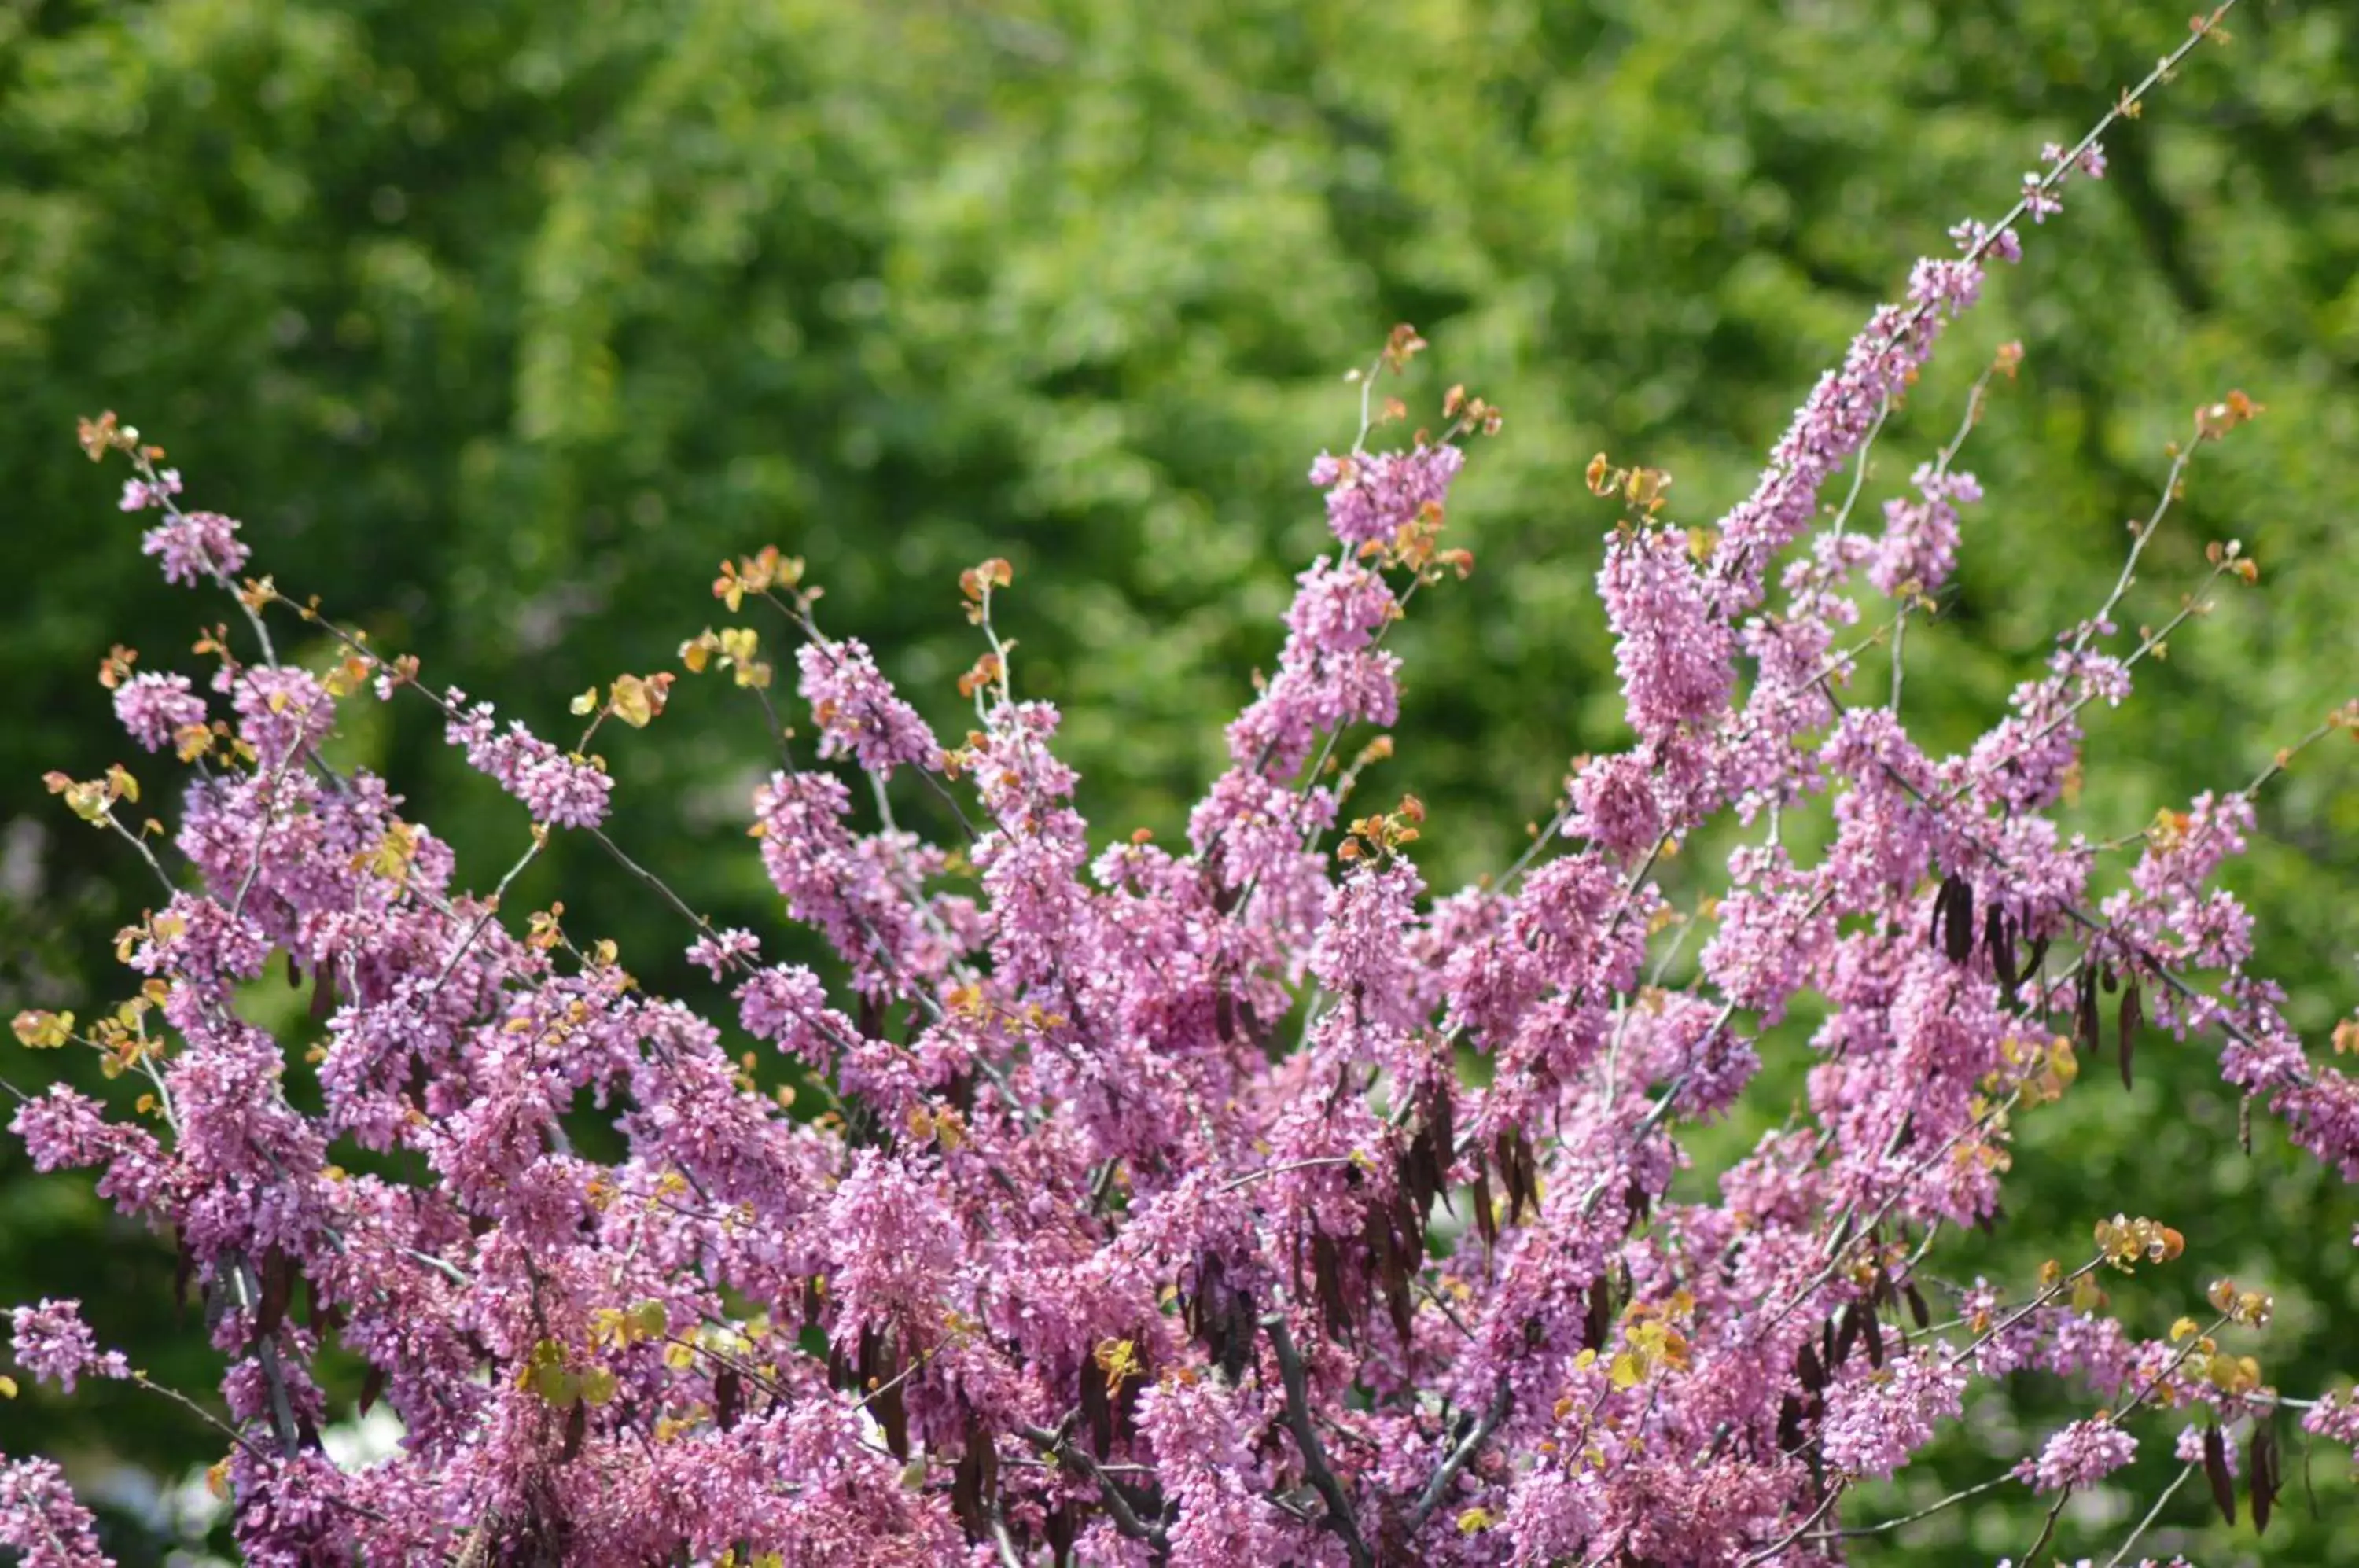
[140,508,249,585]
[9,1299,131,1393]
[796,639,938,778]
[112,670,207,751]
[1309,441,1464,547]
[0,1459,114,1568]
[2021,1418,2138,1491]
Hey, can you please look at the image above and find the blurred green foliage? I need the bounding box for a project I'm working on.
[2,0,2355,1561]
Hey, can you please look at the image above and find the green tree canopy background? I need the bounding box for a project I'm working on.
[3,1,2354,1562]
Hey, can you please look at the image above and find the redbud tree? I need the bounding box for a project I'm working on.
[8,6,2357,1565]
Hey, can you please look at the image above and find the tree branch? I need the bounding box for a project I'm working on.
[1408,1377,1513,1530]
[1262,1312,1373,1568]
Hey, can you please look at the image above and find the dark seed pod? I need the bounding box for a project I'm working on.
[1778,1393,1805,1452]
[2075,965,2103,1060]
[1794,1338,1826,1394]
[1079,1347,1112,1462]
[1220,1290,1255,1384]
[1860,1304,1885,1368]
[1831,1305,1860,1368]
[561,1397,587,1463]
[2118,977,2143,1091]
[878,1350,909,1460]
[2203,1425,2236,1525]
[1472,1157,1499,1252]
[1942,876,1975,965]
[1904,1280,1930,1331]
[1584,1275,1613,1353]
[2251,1423,2282,1535]
[360,1363,386,1417]
[715,1365,743,1431]
[255,1250,296,1340]
[1987,904,2019,996]
[951,1446,985,1539]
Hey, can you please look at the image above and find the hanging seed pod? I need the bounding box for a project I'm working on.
[1945,876,1975,965]
[1928,874,1975,965]
[1080,1352,1113,1460]
[1904,1279,1931,1331]
[878,1345,909,1459]
[715,1365,744,1431]
[2118,976,2143,1091]
[1220,1289,1256,1384]
[2076,965,2103,1060]
[1794,1337,1826,1394]
[1471,1157,1498,1252]
[2251,1422,2282,1534]
[561,1397,587,1463]
[1987,904,2019,996]
[2203,1425,2236,1525]
[1584,1275,1613,1353]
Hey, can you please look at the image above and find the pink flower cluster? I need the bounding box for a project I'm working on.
[9,1299,130,1394]
[443,687,615,829]
[1308,441,1465,547]
[9,40,2352,1568]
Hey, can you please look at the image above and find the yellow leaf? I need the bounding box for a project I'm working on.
[1456,1507,1494,1534]
[1608,1351,1643,1389]
[570,687,599,716]
[12,1010,73,1050]
[609,675,655,729]
[64,781,111,823]
[0,1375,16,1398]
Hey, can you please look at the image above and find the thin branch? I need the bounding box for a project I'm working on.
[1262,1312,1373,1568]
[1407,1378,1512,1529]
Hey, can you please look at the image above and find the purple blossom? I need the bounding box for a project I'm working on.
[443,688,614,829]
[140,508,249,586]
[1819,1350,1966,1478]
[2022,1418,2138,1491]
[1872,462,1982,597]
[118,467,181,510]
[14,45,2353,1566]
[1599,525,1734,744]
[796,638,939,777]
[9,1299,131,1393]
[1308,441,1464,547]
[0,1459,113,1568]
[112,670,207,751]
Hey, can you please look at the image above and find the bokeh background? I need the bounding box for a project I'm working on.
[3,0,2356,1562]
